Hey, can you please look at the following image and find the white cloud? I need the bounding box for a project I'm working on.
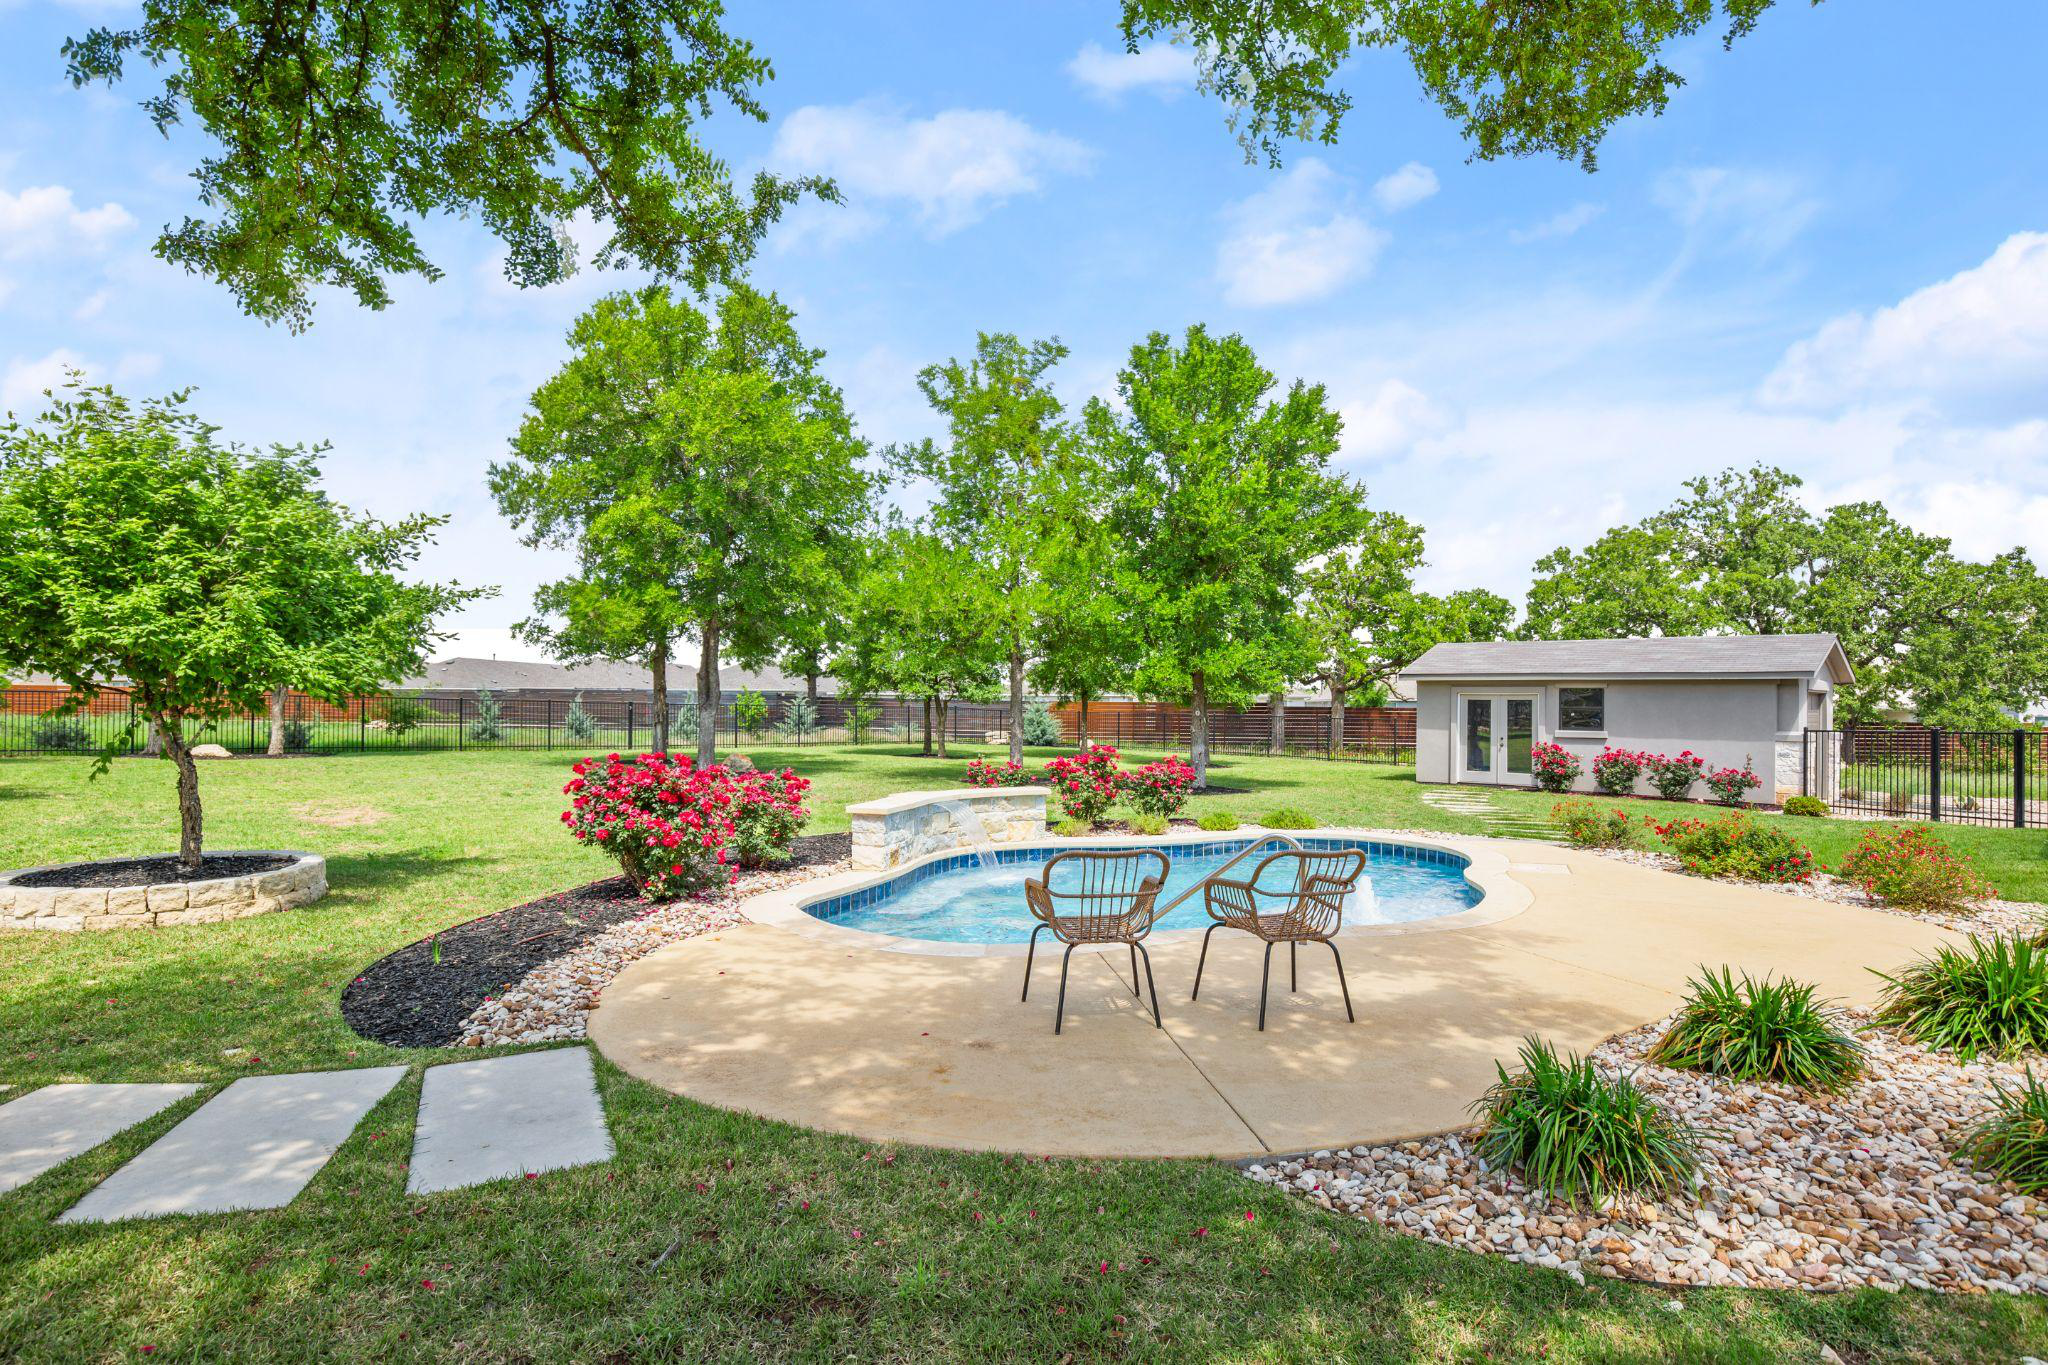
[1216,159,1386,308]
[2,347,88,412]
[771,101,1091,236]
[0,184,135,259]
[1066,41,1197,100]
[1653,167,1818,256]
[72,287,112,321]
[1760,231,2048,414]
[1371,162,1438,213]
[1338,379,1452,461]
[1509,202,1604,244]
[768,197,885,255]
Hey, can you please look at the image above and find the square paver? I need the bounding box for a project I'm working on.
[407,1047,613,1194]
[0,1083,202,1194]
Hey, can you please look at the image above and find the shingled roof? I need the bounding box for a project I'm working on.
[1400,633,1853,683]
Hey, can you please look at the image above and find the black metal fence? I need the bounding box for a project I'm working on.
[1803,727,2046,829]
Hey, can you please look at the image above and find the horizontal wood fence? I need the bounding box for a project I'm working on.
[1052,700,1415,762]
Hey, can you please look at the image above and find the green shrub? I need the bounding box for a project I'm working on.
[1261,807,1317,830]
[467,687,503,742]
[1551,799,1634,849]
[1128,812,1169,836]
[672,700,700,744]
[1018,700,1063,747]
[1196,809,1240,832]
[1837,824,1997,914]
[279,719,314,752]
[1647,811,1814,882]
[731,689,768,737]
[1471,1037,1703,1209]
[380,692,435,734]
[1052,816,1093,838]
[1874,935,2048,1060]
[563,692,597,741]
[1781,795,1828,817]
[775,695,820,743]
[30,716,94,751]
[1647,968,1864,1090]
[1960,1071,2048,1194]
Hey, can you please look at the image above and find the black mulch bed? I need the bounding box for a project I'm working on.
[13,852,296,888]
[340,831,851,1049]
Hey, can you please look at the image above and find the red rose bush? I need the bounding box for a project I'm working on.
[561,752,810,901]
[1127,755,1197,818]
[1044,744,1125,824]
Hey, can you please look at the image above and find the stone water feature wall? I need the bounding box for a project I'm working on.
[846,788,1049,870]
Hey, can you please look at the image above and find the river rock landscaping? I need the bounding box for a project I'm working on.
[1246,1008,2048,1295]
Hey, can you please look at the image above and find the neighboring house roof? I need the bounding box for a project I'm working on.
[395,656,839,695]
[1400,633,1854,685]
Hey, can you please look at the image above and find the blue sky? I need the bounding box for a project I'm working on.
[3,0,2046,660]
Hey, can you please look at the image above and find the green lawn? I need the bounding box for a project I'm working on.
[2,746,2045,1361]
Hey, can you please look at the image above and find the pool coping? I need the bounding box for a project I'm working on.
[740,826,1534,959]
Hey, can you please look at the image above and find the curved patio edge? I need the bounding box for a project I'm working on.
[740,825,1532,959]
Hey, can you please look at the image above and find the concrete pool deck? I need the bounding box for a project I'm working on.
[589,832,1960,1159]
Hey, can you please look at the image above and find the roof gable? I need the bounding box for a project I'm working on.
[1400,633,1852,684]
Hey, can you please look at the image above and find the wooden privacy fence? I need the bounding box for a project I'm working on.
[1050,700,1415,761]
[1803,727,2046,829]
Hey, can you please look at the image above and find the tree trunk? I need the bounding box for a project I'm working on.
[934,697,950,760]
[144,719,163,758]
[1267,692,1286,755]
[1008,648,1025,765]
[157,716,204,872]
[1329,683,1348,757]
[267,685,288,757]
[1190,670,1210,790]
[921,696,933,755]
[1077,693,1090,749]
[805,672,819,702]
[696,624,720,767]
[650,640,670,755]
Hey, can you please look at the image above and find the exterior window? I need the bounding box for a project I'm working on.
[1558,686,1605,732]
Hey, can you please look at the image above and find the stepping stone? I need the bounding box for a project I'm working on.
[408,1047,612,1194]
[0,1084,202,1194]
[58,1066,406,1223]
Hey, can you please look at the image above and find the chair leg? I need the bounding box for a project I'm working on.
[1135,942,1162,1028]
[1290,940,1297,992]
[1258,942,1274,1031]
[1191,924,1220,1000]
[1021,924,1045,1001]
[1053,944,1078,1035]
[1128,943,1141,996]
[1326,939,1355,1023]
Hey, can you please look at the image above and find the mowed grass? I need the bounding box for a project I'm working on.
[1,747,2045,1362]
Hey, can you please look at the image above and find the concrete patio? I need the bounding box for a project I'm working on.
[590,835,1960,1159]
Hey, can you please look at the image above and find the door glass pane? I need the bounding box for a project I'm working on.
[1505,699,1534,775]
[1465,699,1492,772]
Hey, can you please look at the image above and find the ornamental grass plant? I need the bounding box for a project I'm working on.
[1960,1071,2048,1194]
[1471,1037,1703,1210]
[1647,967,1864,1091]
[1873,935,2048,1061]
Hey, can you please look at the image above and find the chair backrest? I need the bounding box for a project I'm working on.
[1024,848,1171,938]
[1248,847,1368,935]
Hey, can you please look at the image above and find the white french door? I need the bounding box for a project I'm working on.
[1457,692,1540,786]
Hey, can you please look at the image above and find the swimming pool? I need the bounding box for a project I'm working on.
[802,837,1481,944]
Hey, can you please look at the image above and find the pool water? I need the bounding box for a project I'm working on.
[804,839,1479,944]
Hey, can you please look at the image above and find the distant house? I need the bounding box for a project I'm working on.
[1399,634,1854,804]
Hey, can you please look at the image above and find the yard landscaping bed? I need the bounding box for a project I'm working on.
[1248,1009,2048,1295]
[8,851,296,888]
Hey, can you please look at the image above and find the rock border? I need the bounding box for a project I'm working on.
[0,850,327,932]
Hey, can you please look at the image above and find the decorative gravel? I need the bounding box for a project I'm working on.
[1589,846,2043,937]
[455,836,852,1048]
[1247,1010,2048,1294]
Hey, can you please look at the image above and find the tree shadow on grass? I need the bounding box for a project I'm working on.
[319,850,488,896]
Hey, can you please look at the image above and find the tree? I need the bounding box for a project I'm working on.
[491,284,872,765]
[840,527,1005,760]
[1090,325,1364,788]
[1115,0,1797,171]
[0,381,480,870]
[1028,435,1136,750]
[61,0,832,329]
[893,334,1074,765]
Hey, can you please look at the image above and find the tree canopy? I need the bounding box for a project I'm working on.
[0,380,480,866]
[63,0,831,329]
[491,284,872,762]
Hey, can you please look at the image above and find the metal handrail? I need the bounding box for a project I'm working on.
[1148,832,1303,923]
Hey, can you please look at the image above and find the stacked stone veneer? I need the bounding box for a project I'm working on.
[0,851,328,932]
[847,788,1049,870]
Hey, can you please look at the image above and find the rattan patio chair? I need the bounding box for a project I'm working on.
[1191,847,1367,1030]
[1021,848,1171,1035]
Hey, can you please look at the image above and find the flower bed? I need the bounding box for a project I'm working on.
[1837,824,1999,915]
[1645,811,1814,883]
[562,752,810,900]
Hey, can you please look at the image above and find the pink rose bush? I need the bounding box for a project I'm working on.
[1702,763,1763,806]
[964,757,1037,788]
[1043,744,1126,824]
[561,752,810,901]
[1591,747,1647,796]
[1127,755,1197,818]
[1643,751,1705,801]
[1529,742,1582,794]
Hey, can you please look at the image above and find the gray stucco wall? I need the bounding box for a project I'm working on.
[1414,678,1816,804]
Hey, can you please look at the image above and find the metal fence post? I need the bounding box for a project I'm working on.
[2018,729,2030,830]
[1928,727,1944,824]
[627,702,635,752]
[457,696,466,750]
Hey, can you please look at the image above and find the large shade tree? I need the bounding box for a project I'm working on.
[491,284,872,765]
[1523,463,2048,726]
[60,0,830,329]
[1090,325,1365,788]
[0,381,480,870]
[893,334,1074,765]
